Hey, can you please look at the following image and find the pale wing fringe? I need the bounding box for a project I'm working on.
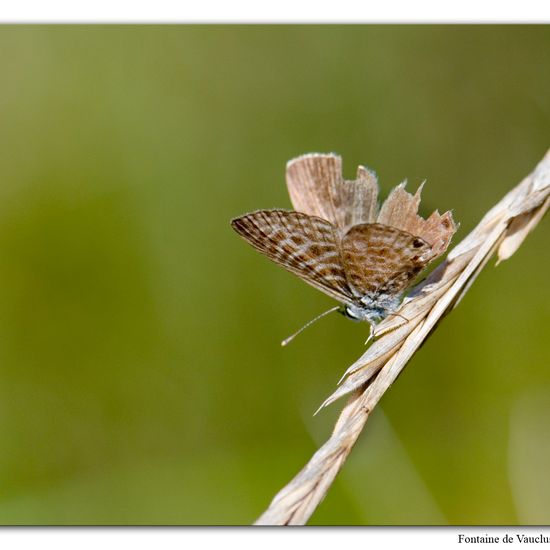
[255,150,550,526]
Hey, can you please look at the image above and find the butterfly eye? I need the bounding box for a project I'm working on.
[412,239,424,248]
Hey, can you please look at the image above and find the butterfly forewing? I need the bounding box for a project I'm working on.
[340,223,432,297]
[231,210,354,303]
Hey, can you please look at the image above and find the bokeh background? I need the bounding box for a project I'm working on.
[0,25,548,525]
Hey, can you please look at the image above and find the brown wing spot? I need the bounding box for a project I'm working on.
[412,238,424,248]
[320,244,336,254]
[271,231,286,241]
[291,234,306,246]
[308,244,322,256]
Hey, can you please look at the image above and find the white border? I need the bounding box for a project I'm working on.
[0,0,549,23]
[2,527,550,550]
[0,5,548,548]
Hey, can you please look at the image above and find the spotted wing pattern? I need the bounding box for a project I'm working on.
[231,210,353,303]
[340,223,432,298]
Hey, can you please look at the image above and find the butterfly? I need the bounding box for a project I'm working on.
[231,153,456,341]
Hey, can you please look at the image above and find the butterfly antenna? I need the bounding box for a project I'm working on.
[281,306,341,347]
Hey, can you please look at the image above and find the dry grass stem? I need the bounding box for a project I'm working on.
[255,150,550,526]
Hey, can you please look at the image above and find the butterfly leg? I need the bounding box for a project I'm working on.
[364,322,375,345]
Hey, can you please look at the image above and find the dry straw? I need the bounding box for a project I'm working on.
[255,150,550,526]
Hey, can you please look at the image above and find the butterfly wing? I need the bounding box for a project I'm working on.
[340,223,432,298]
[231,210,354,304]
[286,154,380,231]
[334,165,380,231]
[285,154,342,224]
[377,182,456,259]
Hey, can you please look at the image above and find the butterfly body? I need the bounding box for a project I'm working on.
[231,153,456,334]
[343,291,402,324]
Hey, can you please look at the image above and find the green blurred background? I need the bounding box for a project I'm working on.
[0,25,548,525]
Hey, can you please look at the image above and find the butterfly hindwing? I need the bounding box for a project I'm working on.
[340,223,432,298]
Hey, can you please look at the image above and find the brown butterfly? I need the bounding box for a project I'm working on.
[231,154,456,342]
